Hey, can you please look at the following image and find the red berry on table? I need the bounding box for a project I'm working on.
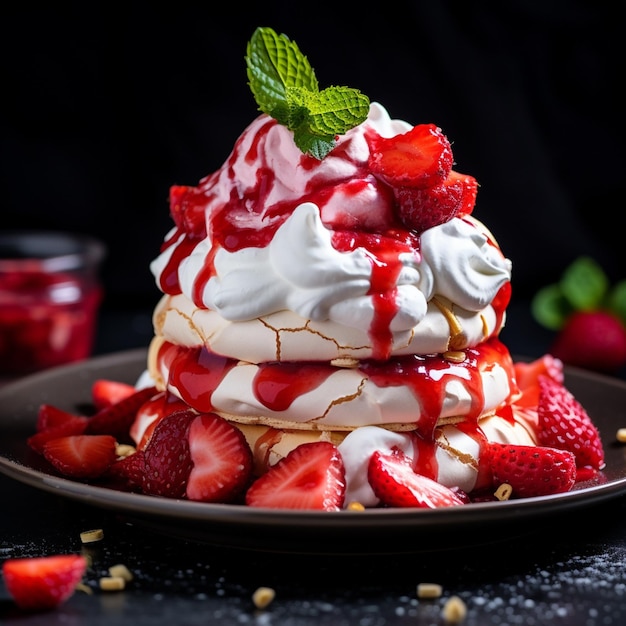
[246,441,346,510]
[2,554,87,611]
[549,310,626,374]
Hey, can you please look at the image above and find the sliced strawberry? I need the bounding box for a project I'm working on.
[536,375,605,471]
[141,410,196,498]
[368,123,453,189]
[85,385,157,443]
[449,170,478,217]
[186,413,253,503]
[513,354,564,408]
[27,416,89,454]
[367,448,466,508]
[35,404,80,432]
[245,441,346,510]
[489,442,576,498]
[91,379,136,410]
[106,450,146,492]
[42,434,117,479]
[2,554,87,611]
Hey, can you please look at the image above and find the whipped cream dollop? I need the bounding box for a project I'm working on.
[150,103,511,339]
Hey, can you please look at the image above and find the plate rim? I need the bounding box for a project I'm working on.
[1,349,626,551]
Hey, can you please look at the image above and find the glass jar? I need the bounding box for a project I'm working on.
[0,231,106,376]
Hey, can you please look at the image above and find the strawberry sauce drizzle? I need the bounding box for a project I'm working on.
[156,337,514,440]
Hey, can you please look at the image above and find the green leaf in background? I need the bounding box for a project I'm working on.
[531,284,574,330]
[560,256,608,311]
[608,280,626,326]
[245,27,370,159]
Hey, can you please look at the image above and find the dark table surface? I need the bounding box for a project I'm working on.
[2,301,626,626]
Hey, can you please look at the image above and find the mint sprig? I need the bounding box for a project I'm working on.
[531,256,626,330]
[245,27,370,160]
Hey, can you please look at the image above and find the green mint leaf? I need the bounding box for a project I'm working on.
[246,27,318,117]
[608,280,626,325]
[245,27,370,159]
[531,284,573,330]
[560,256,608,311]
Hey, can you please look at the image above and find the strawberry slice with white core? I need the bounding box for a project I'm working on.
[368,123,453,189]
[367,448,466,508]
[42,434,117,479]
[245,441,346,510]
[2,554,87,611]
[186,412,253,503]
[91,378,136,410]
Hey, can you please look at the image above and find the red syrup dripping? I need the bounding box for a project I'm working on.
[158,341,236,413]
[252,361,336,412]
[409,431,439,481]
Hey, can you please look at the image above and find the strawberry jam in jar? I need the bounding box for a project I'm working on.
[0,232,106,377]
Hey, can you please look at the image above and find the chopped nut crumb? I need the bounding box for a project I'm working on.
[494,482,513,501]
[442,595,467,623]
[416,582,443,599]
[116,443,136,458]
[108,564,133,582]
[616,428,626,443]
[443,350,466,363]
[99,576,126,591]
[80,528,104,543]
[76,582,93,595]
[252,586,276,609]
[330,357,359,368]
[346,501,365,511]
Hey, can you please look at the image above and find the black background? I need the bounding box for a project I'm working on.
[2,1,623,314]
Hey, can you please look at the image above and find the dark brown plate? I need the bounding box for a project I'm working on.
[1,348,625,554]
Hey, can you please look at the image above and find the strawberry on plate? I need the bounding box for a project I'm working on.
[488,442,577,498]
[536,375,605,473]
[368,123,453,189]
[140,409,196,498]
[245,441,346,510]
[27,415,89,455]
[2,554,87,612]
[367,448,466,508]
[186,412,253,503]
[85,385,157,443]
[42,434,117,479]
[91,378,137,410]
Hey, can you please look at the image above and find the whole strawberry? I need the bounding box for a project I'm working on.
[550,310,626,374]
[532,256,626,374]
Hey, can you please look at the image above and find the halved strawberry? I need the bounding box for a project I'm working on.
[35,404,80,432]
[2,554,87,611]
[91,379,136,411]
[85,385,157,443]
[393,169,477,234]
[489,442,576,498]
[536,375,605,471]
[27,416,89,455]
[42,434,117,479]
[245,441,346,510]
[186,413,253,503]
[513,354,564,408]
[141,410,196,498]
[368,123,453,189]
[106,450,146,492]
[367,448,466,508]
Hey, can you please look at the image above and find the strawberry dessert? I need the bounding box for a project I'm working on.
[26,27,605,510]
